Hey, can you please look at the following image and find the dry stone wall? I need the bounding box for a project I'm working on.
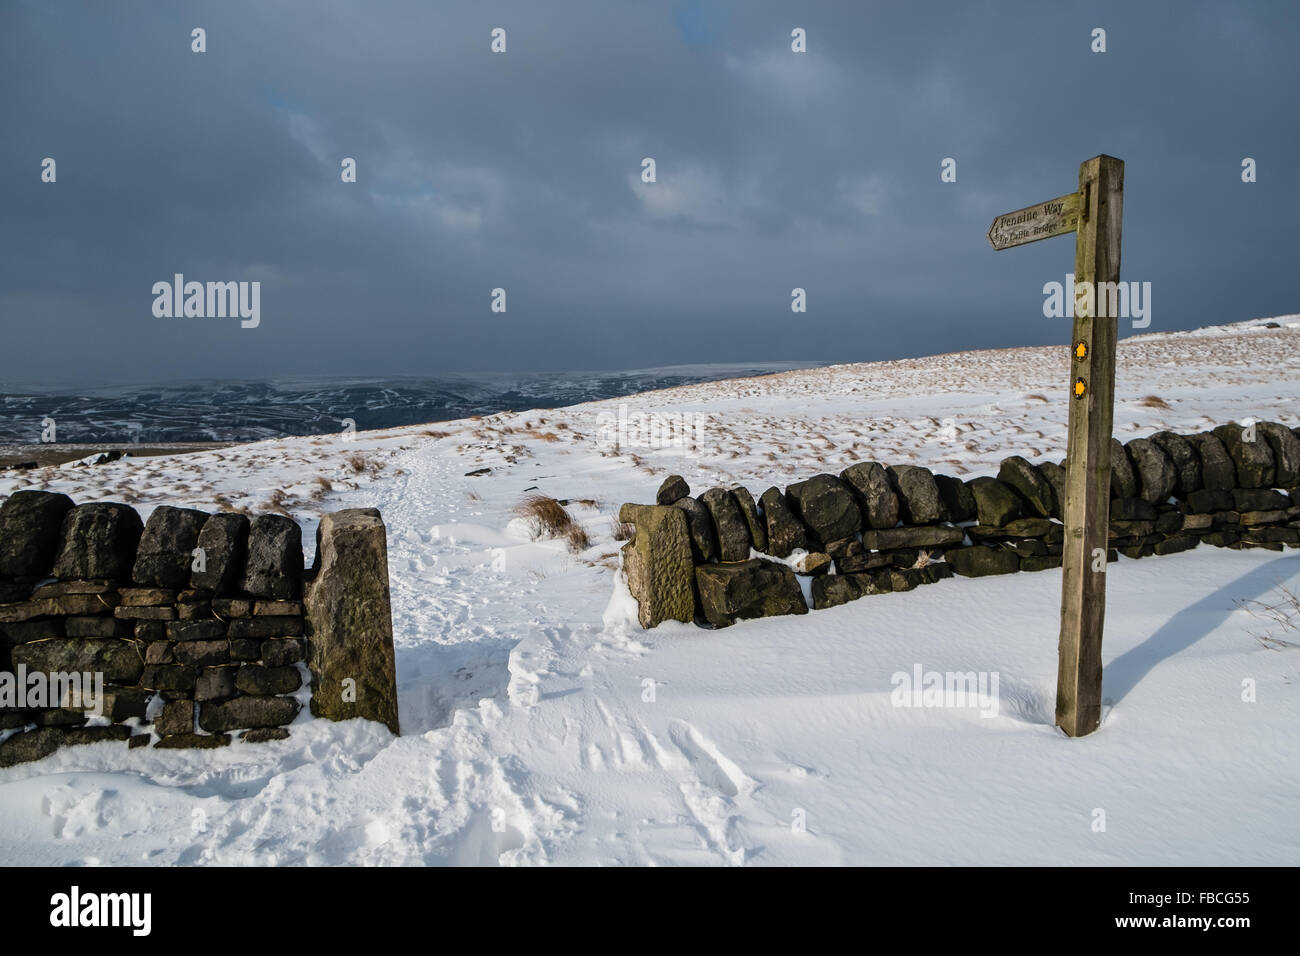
[619,421,1300,629]
[0,493,400,766]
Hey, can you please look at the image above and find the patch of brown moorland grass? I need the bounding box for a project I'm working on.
[213,493,254,517]
[513,494,590,553]
[1138,394,1171,410]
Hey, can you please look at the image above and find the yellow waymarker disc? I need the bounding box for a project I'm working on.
[1073,378,1087,398]
[1074,342,1087,360]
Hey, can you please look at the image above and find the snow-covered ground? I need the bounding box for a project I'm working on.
[2,317,1298,865]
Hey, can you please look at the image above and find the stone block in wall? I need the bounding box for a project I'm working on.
[1231,488,1289,512]
[191,513,250,594]
[1117,540,1155,559]
[235,664,301,696]
[31,579,116,598]
[1004,517,1059,539]
[785,474,862,544]
[139,664,196,694]
[0,601,46,624]
[656,475,690,506]
[304,508,400,735]
[1035,462,1066,519]
[1154,535,1199,556]
[883,549,921,568]
[841,462,900,531]
[0,725,133,768]
[174,640,230,667]
[114,605,175,621]
[166,619,226,642]
[1108,519,1155,539]
[229,638,261,660]
[887,465,943,525]
[1126,439,1177,506]
[155,700,194,736]
[199,694,300,734]
[888,568,924,592]
[998,456,1056,518]
[825,535,862,559]
[694,558,807,628]
[195,671,241,707]
[925,563,954,583]
[2,618,62,643]
[1210,511,1242,531]
[135,620,166,641]
[227,615,303,639]
[0,490,75,578]
[943,545,1020,577]
[1154,510,1182,534]
[812,573,866,610]
[1240,509,1290,527]
[1020,554,1063,572]
[1257,422,1300,487]
[618,504,694,629]
[1187,433,1236,491]
[861,525,964,551]
[1109,439,1139,500]
[1111,497,1157,521]
[1202,530,1240,547]
[52,503,143,581]
[698,488,752,562]
[968,477,1022,527]
[176,600,212,620]
[144,641,174,664]
[730,486,767,553]
[253,600,303,616]
[1243,527,1300,546]
[194,666,237,702]
[933,474,976,523]
[758,487,808,558]
[155,733,230,749]
[133,506,209,588]
[672,496,718,563]
[1212,424,1274,489]
[1150,431,1201,496]
[11,638,143,685]
[241,727,291,743]
[1186,488,1233,513]
[97,687,151,722]
[118,587,177,606]
[834,551,894,574]
[212,597,253,617]
[260,638,304,666]
[34,708,88,727]
[240,514,303,600]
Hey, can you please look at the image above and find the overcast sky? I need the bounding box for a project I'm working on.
[1,0,1296,386]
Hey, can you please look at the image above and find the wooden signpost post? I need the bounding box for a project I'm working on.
[988,154,1124,738]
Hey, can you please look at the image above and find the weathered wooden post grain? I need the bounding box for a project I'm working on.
[987,154,1124,738]
[1056,155,1123,737]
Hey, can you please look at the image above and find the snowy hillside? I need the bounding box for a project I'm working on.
[1,317,1298,865]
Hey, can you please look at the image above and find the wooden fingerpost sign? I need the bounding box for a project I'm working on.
[988,155,1124,737]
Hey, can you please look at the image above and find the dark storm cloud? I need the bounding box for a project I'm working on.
[1,0,1296,385]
